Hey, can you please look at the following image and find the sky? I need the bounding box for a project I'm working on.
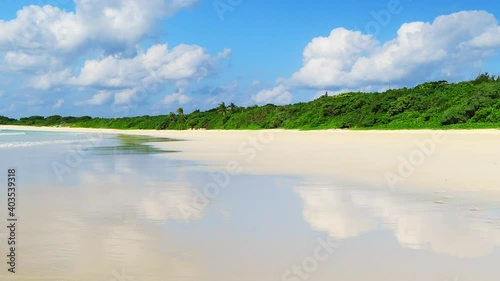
[1,0,500,118]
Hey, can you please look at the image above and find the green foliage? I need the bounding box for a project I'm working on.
[3,76,500,130]
[217,102,228,116]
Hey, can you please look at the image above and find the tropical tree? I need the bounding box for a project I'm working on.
[168,112,176,122]
[229,102,237,113]
[177,107,186,121]
[176,107,184,115]
[217,102,228,116]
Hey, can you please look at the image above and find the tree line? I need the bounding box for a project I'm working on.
[2,74,500,130]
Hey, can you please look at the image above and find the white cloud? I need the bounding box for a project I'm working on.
[78,90,113,105]
[252,85,292,105]
[469,26,500,48]
[217,48,232,59]
[0,1,231,114]
[52,99,64,109]
[290,11,500,90]
[54,43,216,89]
[75,0,195,43]
[163,91,192,105]
[0,0,204,94]
[29,69,71,90]
[0,0,195,54]
[114,89,138,105]
[0,5,80,52]
[3,51,60,71]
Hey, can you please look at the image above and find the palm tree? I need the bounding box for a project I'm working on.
[177,107,186,121]
[176,107,184,116]
[217,102,228,116]
[229,102,237,113]
[168,112,176,122]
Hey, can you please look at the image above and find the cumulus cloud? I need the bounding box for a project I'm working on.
[0,0,226,111]
[469,26,500,48]
[3,51,61,71]
[90,91,112,105]
[163,91,192,105]
[114,89,138,105]
[27,43,221,97]
[65,44,213,89]
[0,5,80,52]
[77,90,113,105]
[290,10,500,90]
[0,0,195,55]
[252,85,292,105]
[29,68,71,90]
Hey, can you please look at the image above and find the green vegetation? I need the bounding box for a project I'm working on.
[2,75,500,130]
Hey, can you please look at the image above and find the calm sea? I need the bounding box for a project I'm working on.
[0,129,499,281]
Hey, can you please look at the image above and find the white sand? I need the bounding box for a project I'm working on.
[2,125,500,192]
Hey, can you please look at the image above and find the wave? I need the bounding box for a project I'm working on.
[0,132,27,136]
[0,138,103,149]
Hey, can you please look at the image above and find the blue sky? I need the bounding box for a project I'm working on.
[1,0,500,118]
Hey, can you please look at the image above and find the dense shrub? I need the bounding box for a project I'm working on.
[3,75,500,130]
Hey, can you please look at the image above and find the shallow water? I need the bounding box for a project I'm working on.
[0,130,499,281]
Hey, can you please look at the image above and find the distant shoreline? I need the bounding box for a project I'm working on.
[1,124,500,132]
[3,125,500,195]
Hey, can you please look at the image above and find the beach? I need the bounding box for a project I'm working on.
[2,125,500,193]
[1,125,500,281]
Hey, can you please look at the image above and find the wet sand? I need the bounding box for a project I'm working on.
[3,125,500,193]
[1,125,500,281]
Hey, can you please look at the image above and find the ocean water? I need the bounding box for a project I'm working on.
[0,129,499,281]
[0,129,103,149]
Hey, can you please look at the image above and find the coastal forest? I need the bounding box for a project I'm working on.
[2,74,500,130]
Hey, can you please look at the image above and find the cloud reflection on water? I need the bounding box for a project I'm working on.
[296,185,500,258]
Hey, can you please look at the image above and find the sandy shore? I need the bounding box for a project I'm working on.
[2,125,500,193]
